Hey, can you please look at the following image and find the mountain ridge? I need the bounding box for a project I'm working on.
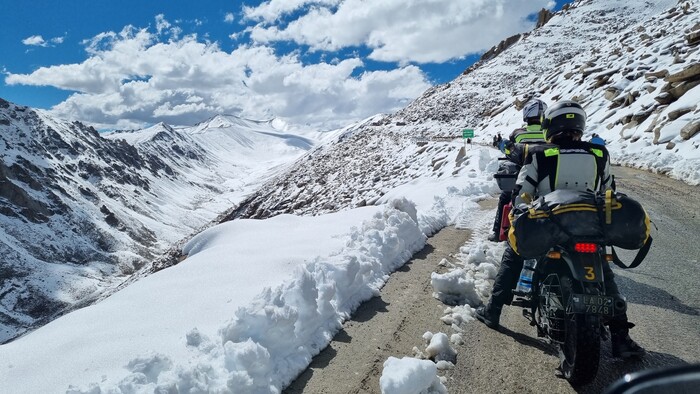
[0,102,316,342]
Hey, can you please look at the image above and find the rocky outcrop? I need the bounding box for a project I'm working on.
[681,120,700,140]
[536,8,554,28]
[665,63,700,83]
[654,63,700,105]
[479,34,522,64]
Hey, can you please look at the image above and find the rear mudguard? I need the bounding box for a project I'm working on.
[559,250,605,284]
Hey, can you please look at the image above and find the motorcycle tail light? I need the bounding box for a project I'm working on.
[574,242,598,253]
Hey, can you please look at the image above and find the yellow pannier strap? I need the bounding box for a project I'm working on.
[605,189,613,224]
[508,211,518,254]
[528,203,597,219]
[643,209,651,243]
[526,201,622,219]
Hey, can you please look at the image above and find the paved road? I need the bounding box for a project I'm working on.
[285,166,700,393]
[448,166,700,393]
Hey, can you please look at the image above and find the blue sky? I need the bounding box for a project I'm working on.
[1,0,571,130]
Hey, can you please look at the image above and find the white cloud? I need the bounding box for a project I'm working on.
[22,35,47,46]
[6,2,558,129]
[155,14,171,34]
[247,0,553,64]
[22,34,68,47]
[6,24,429,130]
[243,0,343,23]
[154,14,182,38]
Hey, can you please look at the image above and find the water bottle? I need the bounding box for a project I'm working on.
[514,259,537,295]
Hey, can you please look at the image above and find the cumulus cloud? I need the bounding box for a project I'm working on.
[6,16,429,130]
[8,0,556,130]
[246,0,554,64]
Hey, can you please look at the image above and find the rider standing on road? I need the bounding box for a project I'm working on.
[488,98,548,242]
[476,100,645,359]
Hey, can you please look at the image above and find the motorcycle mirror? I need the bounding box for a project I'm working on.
[603,364,700,394]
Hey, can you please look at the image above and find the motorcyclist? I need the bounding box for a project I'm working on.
[476,100,645,359]
[488,99,548,242]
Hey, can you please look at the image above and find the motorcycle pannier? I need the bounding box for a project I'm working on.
[494,160,519,192]
[603,191,651,250]
[507,189,650,258]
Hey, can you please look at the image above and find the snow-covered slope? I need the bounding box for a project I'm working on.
[397,0,699,181]
[226,0,699,224]
[0,102,317,343]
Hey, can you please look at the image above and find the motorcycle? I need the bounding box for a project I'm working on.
[511,239,627,386]
[493,167,652,385]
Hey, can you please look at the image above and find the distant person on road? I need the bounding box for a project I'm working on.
[488,98,548,242]
[590,133,605,145]
[477,100,645,359]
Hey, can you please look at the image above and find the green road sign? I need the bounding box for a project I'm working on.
[462,129,474,138]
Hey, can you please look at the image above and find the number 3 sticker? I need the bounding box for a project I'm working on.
[584,266,596,280]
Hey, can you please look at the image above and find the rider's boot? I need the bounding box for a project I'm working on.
[610,322,645,358]
[475,302,502,329]
[487,232,500,242]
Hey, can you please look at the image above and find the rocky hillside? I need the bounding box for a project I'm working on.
[225,0,699,223]
[1,99,170,342]
[0,103,315,343]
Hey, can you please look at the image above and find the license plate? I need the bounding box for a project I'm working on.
[568,294,614,316]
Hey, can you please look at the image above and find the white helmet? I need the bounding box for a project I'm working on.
[541,100,587,141]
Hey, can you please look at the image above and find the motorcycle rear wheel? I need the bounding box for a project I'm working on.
[558,276,601,386]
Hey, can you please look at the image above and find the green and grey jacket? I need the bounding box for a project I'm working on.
[513,140,612,206]
[503,124,546,166]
